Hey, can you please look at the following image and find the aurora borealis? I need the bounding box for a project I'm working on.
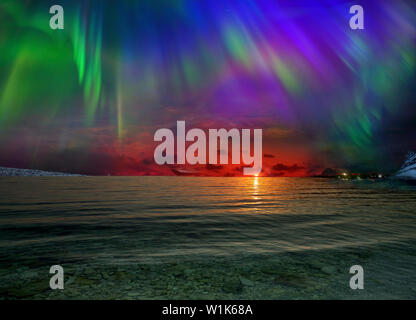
[0,0,415,176]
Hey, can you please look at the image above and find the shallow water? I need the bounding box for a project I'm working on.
[0,177,415,299]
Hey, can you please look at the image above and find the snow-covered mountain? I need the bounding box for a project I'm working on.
[395,152,416,179]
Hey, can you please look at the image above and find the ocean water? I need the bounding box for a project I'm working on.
[0,177,415,299]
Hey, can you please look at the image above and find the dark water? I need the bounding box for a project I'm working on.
[0,177,416,299]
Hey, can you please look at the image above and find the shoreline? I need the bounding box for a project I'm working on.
[1,166,415,182]
[0,167,82,177]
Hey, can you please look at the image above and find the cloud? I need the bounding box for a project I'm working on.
[272,163,304,173]
[206,164,223,171]
[264,127,293,139]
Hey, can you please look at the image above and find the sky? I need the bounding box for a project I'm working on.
[0,0,415,176]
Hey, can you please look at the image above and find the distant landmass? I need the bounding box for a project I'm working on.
[2,152,416,179]
[0,167,82,176]
[318,168,346,177]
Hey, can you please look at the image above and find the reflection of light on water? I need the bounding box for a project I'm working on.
[252,177,260,203]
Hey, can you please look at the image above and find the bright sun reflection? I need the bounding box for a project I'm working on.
[252,176,260,203]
